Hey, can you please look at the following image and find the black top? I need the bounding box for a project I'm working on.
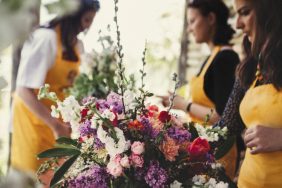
[197,49,240,115]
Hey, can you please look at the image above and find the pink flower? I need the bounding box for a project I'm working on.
[130,154,144,168]
[131,141,145,155]
[113,154,122,164]
[107,160,123,177]
[120,155,130,168]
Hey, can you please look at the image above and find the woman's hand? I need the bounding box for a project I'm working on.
[244,125,282,154]
[158,93,188,111]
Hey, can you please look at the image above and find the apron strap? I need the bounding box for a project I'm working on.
[199,46,221,77]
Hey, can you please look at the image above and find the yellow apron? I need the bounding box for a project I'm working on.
[238,79,282,188]
[11,26,80,172]
[189,46,237,179]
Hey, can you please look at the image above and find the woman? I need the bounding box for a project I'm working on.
[11,0,100,172]
[161,0,239,178]
[216,0,282,187]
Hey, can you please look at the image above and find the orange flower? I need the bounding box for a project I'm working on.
[128,120,143,130]
[159,136,180,161]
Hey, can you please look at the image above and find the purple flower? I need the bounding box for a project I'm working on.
[94,137,105,149]
[79,120,96,137]
[167,127,191,143]
[139,117,159,138]
[145,161,168,188]
[106,92,124,114]
[67,165,109,188]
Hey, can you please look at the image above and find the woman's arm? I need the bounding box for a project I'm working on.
[214,79,246,136]
[16,87,71,138]
[159,95,220,124]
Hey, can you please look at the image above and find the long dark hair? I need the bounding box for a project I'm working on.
[188,0,235,45]
[237,0,282,89]
[47,0,100,61]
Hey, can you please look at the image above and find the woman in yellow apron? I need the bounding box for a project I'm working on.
[160,0,240,178]
[214,0,282,187]
[11,0,100,173]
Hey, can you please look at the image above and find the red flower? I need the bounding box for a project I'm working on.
[80,108,89,122]
[158,111,171,123]
[188,137,210,159]
[147,105,159,117]
[128,120,143,130]
[112,113,118,127]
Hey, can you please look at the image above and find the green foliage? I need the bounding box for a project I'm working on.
[37,148,81,158]
[214,136,236,160]
[50,155,79,188]
[68,31,119,101]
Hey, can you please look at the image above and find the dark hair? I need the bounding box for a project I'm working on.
[47,0,100,61]
[188,0,235,45]
[236,0,282,89]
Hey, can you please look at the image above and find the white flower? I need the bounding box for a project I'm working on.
[192,175,207,185]
[97,126,129,157]
[90,116,103,129]
[51,105,60,118]
[170,180,182,188]
[101,109,116,121]
[57,96,81,128]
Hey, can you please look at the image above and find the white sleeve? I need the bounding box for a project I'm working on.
[77,39,85,55]
[16,28,57,89]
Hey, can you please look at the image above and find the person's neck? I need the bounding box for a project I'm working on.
[207,41,216,52]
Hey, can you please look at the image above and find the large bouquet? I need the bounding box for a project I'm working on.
[37,82,231,188]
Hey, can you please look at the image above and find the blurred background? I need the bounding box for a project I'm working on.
[0,0,242,176]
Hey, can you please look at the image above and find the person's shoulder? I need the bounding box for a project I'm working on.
[31,27,56,43]
[217,47,239,59]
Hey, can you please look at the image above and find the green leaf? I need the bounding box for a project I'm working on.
[56,137,78,146]
[37,148,81,159]
[215,136,235,160]
[50,155,79,188]
[188,122,199,140]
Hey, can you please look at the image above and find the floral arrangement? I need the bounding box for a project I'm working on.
[37,83,231,188]
[36,0,235,187]
[67,27,120,102]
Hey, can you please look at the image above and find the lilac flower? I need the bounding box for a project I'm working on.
[79,120,96,137]
[94,137,105,149]
[106,92,124,114]
[68,165,109,188]
[167,127,191,143]
[96,99,110,112]
[139,116,158,138]
[145,161,168,188]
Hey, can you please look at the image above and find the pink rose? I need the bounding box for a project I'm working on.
[131,141,145,155]
[120,155,130,168]
[113,154,122,164]
[107,160,123,177]
[130,154,144,168]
